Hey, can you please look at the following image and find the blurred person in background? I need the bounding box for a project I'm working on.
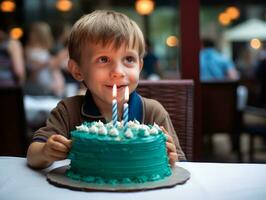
[51,23,70,75]
[25,22,65,97]
[142,39,162,80]
[200,39,248,111]
[200,38,245,155]
[51,23,71,55]
[0,26,25,86]
[255,45,266,108]
[200,38,239,81]
[51,23,79,97]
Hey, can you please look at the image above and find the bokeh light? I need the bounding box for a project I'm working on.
[135,0,155,15]
[218,12,231,26]
[0,0,16,12]
[9,27,23,40]
[226,6,240,20]
[250,38,261,49]
[166,36,178,47]
[56,0,72,12]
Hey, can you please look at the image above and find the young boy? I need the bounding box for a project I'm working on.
[27,10,186,169]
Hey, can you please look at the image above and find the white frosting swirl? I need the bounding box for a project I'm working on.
[144,130,150,136]
[88,126,98,134]
[76,124,89,132]
[124,129,134,138]
[139,125,150,136]
[126,120,134,127]
[134,119,140,124]
[127,120,139,130]
[149,127,159,135]
[116,121,124,129]
[98,126,107,135]
[109,127,119,137]
[106,122,113,129]
[96,121,104,127]
[139,124,148,130]
[153,123,161,131]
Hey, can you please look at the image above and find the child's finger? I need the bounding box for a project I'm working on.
[43,145,68,162]
[160,126,169,135]
[169,152,178,166]
[50,141,69,153]
[166,142,176,153]
[165,134,174,143]
[161,127,175,145]
[169,152,178,161]
[52,135,72,149]
[49,150,68,160]
[63,139,72,149]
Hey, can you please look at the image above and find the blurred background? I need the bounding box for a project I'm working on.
[2,0,266,79]
[1,0,266,163]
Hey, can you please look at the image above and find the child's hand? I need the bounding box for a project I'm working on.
[160,126,178,167]
[42,135,72,163]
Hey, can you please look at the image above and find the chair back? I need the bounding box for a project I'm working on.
[201,80,239,134]
[0,86,28,156]
[137,80,194,161]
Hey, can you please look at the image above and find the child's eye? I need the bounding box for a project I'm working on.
[125,56,136,63]
[98,56,109,63]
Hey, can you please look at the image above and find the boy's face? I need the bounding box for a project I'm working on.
[69,41,143,106]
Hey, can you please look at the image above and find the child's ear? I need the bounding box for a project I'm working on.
[139,58,143,71]
[68,59,83,81]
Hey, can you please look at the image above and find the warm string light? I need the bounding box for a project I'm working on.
[135,0,155,15]
[226,6,240,20]
[9,27,23,40]
[250,38,261,49]
[166,36,178,47]
[218,12,231,26]
[0,0,16,12]
[218,6,240,26]
[56,0,72,12]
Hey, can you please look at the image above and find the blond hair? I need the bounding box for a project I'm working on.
[29,22,54,50]
[68,10,145,63]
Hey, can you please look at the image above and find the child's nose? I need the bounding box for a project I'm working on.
[110,63,125,79]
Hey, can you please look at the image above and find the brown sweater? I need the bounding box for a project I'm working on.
[33,95,186,160]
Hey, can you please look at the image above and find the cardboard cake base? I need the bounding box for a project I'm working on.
[47,165,190,192]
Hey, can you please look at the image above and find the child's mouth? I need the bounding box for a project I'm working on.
[117,85,127,89]
[106,85,127,89]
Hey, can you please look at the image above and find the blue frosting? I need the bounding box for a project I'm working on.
[66,121,172,185]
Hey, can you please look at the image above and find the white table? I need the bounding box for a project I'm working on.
[0,157,266,200]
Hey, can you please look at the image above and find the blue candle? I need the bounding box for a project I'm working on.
[112,84,118,125]
[123,103,128,124]
[123,86,129,124]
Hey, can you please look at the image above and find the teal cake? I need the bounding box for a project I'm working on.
[66,120,172,185]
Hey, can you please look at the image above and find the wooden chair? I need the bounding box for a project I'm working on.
[137,80,194,161]
[242,107,266,162]
[0,86,28,156]
[201,80,241,160]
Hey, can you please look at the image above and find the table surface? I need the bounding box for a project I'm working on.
[0,157,266,200]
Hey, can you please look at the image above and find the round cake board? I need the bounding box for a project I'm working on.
[47,165,190,192]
